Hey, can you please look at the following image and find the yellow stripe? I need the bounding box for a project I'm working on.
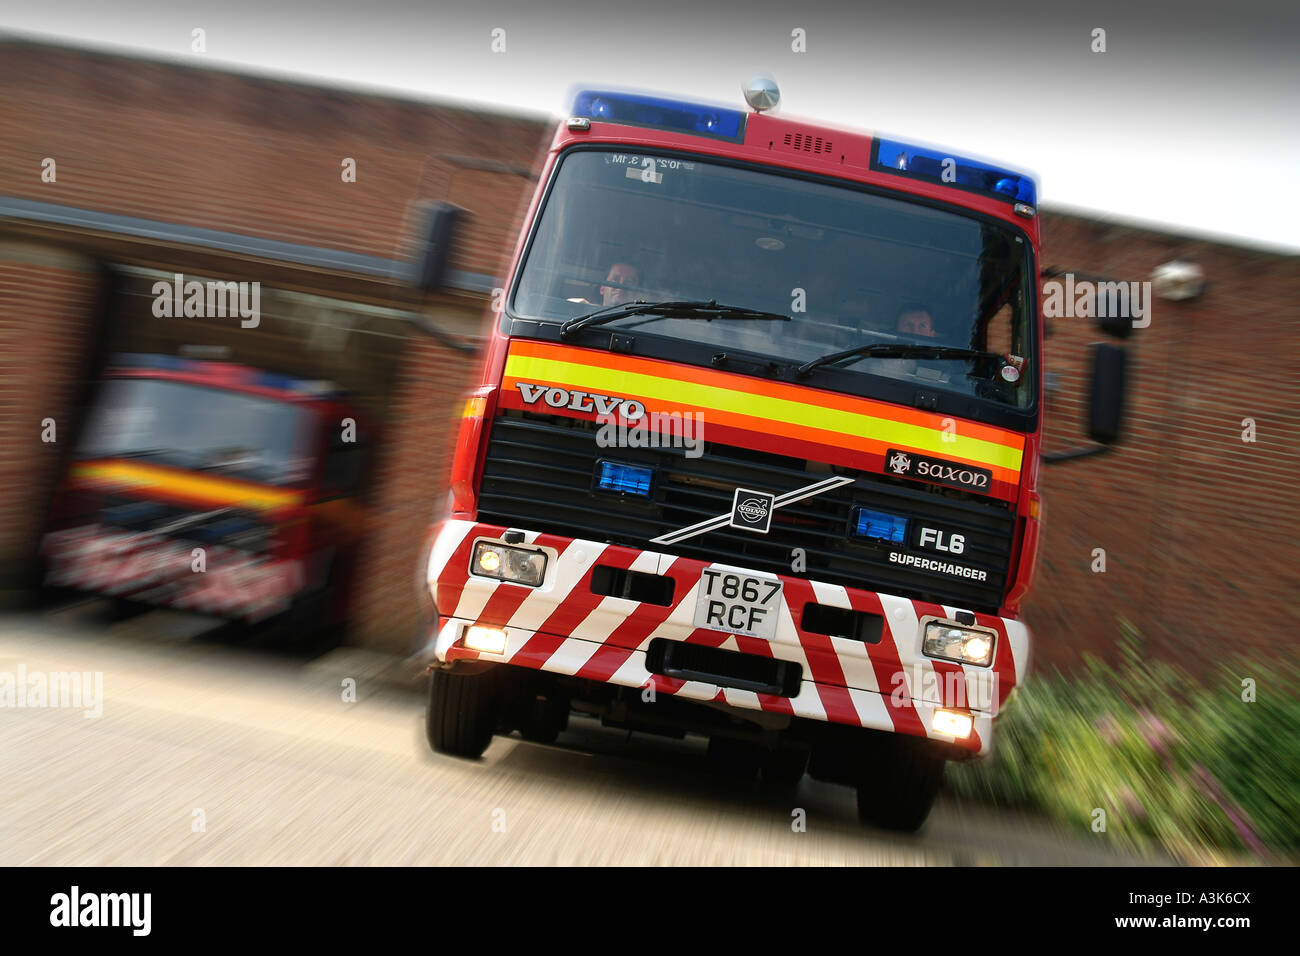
[74,461,302,511]
[506,354,1024,472]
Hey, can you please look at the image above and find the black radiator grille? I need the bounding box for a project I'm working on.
[477,412,1016,612]
[100,496,271,553]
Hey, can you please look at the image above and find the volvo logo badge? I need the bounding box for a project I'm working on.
[729,488,775,534]
[650,476,856,547]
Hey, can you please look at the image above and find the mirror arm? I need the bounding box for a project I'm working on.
[1041,444,1115,464]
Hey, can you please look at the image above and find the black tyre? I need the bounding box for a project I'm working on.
[517,693,568,744]
[425,666,502,758]
[855,734,946,832]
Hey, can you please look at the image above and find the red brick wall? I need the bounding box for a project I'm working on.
[0,40,550,276]
[0,248,100,598]
[348,314,482,653]
[1028,213,1298,672]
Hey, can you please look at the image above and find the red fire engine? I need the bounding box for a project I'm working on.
[419,79,1123,829]
[42,353,369,644]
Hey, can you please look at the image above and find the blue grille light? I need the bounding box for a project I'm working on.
[571,90,746,142]
[852,507,908,543]
[255,371,295,391]
[596,461,654,496]
[874,138,1037,206]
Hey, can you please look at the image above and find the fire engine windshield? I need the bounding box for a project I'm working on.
[76,378,312,486]
[512,149,1036,412]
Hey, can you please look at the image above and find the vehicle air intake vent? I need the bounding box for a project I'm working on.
[783,132,833,154]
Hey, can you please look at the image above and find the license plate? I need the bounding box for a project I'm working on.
[692,568,783,640]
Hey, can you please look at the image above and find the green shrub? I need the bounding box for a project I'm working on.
[946,628,1300,862]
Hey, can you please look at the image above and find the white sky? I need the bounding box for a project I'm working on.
[5,1,1298,252]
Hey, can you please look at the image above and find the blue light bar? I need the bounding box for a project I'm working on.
[596,461,654,496]
[851,507,908,543]
[873,138,1036,206]
[571,90,746,142]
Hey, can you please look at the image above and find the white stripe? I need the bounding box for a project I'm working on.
[543,637,601,676]
[807,581,880,695]
[1004,617,1031,682]
[507,542,609,632]
[846,687,895,730]
[878,594,921,707]
[721,687,761,710]
[452,576,498,623]
[641,577,704,648]
[428,520,473,594]
[774,597,826,721]
[433,618,463,660]
[609,651,651,687]
[650,475,857,546]
[569,550,661,644]
[772,475,855,506]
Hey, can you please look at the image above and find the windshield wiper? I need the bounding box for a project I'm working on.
[559,299,790,338]
[84,447,193,465]
[796,343,1005,378]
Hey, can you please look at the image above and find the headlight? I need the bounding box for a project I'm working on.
[463,625,508,654]
[922,621,996,666]
[933,709,974,738]
[471,540,547,587]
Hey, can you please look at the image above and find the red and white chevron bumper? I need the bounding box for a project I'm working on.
[421,519,1030,755]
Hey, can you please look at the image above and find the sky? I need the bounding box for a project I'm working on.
[5,0,1298,251]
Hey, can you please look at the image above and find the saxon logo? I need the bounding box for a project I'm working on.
[884,448,993,493]
[888,451,912,474]
[729,488,775,534]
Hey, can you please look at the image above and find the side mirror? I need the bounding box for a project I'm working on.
[410,201,465,292]
[1088,342,1128,444]
[1094,283,1136,339]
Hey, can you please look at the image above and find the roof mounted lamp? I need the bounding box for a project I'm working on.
[742,75,780,112]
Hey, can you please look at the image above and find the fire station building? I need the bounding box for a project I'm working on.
[2,40,1295,671]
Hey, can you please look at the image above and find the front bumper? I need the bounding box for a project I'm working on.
[422,519,1030,755]
[42,523,306,622]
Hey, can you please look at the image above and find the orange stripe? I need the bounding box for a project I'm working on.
[72,460,303,511]
[509,339,1024,451]
[504,340,1024,477]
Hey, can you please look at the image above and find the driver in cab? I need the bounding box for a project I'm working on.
[569,261,642,307]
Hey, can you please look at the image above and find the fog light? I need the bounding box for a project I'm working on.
[923,621,996,666]
[463,625,507,655]
[933,709,973,738]
[471,540,547,587]
[963,634,992,662]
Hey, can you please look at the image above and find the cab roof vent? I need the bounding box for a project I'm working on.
[782,131,833,154]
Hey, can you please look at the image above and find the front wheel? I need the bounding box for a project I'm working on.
[855,734,946,832]
[425,666,502,758]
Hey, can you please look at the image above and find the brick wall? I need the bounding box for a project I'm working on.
[0,40,549,276]
[0,245,101,598]
[1029,213,1298,672]
[348,310,482,654]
